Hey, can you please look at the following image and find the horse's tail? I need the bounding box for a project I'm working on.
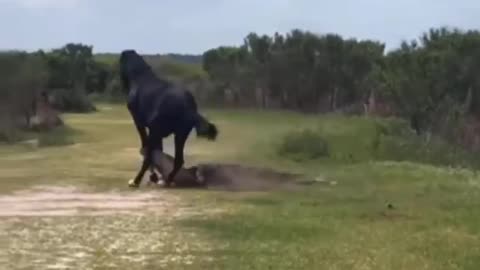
[194,113,218,141]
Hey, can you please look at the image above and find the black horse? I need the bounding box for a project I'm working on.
[119,50,218,188]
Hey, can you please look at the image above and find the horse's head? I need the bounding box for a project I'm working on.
[119,50,151,93]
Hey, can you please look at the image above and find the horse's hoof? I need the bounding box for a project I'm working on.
[128,179,139,188]
[149,173,160,184]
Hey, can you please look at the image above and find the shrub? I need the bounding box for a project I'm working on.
[0,124,24,143]
[104,77,126,102]
[277,129,330,161]
[371,118,480,168]
[37,126,76,147]
[49,88,96,113]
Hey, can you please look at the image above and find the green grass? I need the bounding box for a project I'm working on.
[1,104,480,269]
[182,162,480,269]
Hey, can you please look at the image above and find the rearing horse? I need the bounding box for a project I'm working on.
[119,50,218,188]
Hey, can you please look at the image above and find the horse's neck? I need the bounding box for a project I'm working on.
[134,71,170,88]
[146,78,172,93]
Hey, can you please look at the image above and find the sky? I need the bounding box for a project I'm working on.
[0,0,478,54]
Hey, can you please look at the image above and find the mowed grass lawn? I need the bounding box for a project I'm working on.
[1,103,480,269]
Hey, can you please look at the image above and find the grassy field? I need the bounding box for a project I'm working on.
[1,104,480,269]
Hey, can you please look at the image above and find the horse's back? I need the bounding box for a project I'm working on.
[128,73,198,135]
[146,86,198,134]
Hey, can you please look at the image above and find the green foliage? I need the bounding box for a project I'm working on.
[44,43,93,89]
[0,51,48,108]
[3,27,480,157]
[150,58,207,81]
[277,129,330,161]
[203,27,480,154]
[374,121,480,168]
[0,43,211,142]
[0,119,76,147]
[103,77,125,101]
[203,26,480,116]
[49,88,96,113]
[86,61,111,94]
[37,126,76,147]
[204,30,385,111]
[0,51,49,142]
[268,114,480,169]
[95,52,202,65]
[0,124,24,143]
[43,43,97,112]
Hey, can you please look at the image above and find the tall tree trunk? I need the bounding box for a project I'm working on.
[464,87,473,114]
[330,86,338,111]
[367,90,376,115]
[259,86,267,109]
[281,88,288,108]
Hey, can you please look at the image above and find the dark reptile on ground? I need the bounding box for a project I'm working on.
[150,150,316,191]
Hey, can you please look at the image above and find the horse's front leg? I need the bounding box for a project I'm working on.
[128,152,151,188]
[166,131,189,187]
[127,105,148,155]
[128,135,155,188]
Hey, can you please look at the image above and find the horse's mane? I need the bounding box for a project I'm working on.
[120,50,154,80]
[120,50,171,91]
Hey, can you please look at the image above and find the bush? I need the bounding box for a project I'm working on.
[0,111,17,143]
[374,129,479,168]
[104,77,126,102]
[49,88,96,113]
[0,125,24,144]
[277,129,330,161]
[370,118,480,168]
[0,116,75,147]
[37,126,76,147]
[273,116,480,168]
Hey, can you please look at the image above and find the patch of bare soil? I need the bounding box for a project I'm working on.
[151,151,315,192]
[0,186,221,269]
[0,186,197,217]
[197,163,314,191]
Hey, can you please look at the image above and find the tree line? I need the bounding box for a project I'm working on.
[0,43,207,141]
[2,26,480,150]
[202,27,480,150]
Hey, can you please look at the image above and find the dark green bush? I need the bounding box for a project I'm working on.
[0,125,24,143]
[370,118,480,168]
[49,88,96,113]
[37,126,76,147]
[277,129,330,161]
[104,77,126,102]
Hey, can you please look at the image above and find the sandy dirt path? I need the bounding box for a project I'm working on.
[0,185,223,269]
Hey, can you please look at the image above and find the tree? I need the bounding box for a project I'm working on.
[0,51,49,140]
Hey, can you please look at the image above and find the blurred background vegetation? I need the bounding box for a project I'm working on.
[2,26,480,169]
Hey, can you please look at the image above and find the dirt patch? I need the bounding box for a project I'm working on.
[0,186,220,269]
[195,163,313,191]
[0,186,201,217]
[149,151,315,192]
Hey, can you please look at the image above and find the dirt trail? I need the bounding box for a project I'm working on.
[0,186,190,217]
[0,185,220,269]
